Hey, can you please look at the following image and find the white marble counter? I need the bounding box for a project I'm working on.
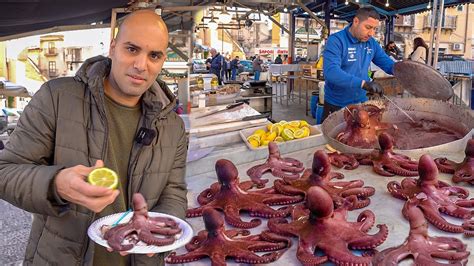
[172,144,474,265]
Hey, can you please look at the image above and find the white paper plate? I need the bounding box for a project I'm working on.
[87,211,193,254]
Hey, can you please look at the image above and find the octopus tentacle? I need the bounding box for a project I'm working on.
[224,206,262,229]
[354,210,375,232]
[387,181,408,200]
[348,224,389,249]
[434,157,457,173]
[138,230,176,246]
[372,162,395,176]
[418,204,464,233]
[296,244,328,265]
[246,164,271,184]
[166,251,209,264]
[385,163,418,176]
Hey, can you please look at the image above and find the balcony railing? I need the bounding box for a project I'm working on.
[423,15,457,29]
[394,15,414,27]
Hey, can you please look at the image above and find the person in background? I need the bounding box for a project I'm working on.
[205,57,212,72]
[252,55,263,81]
[274,54,283,64]
[410,37,428,64]
[0,10,188,266]
[322,7,394,122]
[384,41,401,61]
[230,56,240,80]
[225,57,231,81]
[209,48,224,85]
[283,54,289,64]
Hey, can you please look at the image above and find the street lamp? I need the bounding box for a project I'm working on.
[208,18,218,30]
[218,7,232,24]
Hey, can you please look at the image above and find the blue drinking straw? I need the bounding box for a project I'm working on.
[112,208,132,227]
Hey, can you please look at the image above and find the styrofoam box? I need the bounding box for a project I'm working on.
[240,124,322,150]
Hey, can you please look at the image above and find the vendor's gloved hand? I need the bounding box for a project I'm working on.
[362,81,384,96]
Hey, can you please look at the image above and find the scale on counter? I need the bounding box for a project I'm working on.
[393,60,453,101]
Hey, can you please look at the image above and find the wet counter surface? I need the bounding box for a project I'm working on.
[171,144,474,265]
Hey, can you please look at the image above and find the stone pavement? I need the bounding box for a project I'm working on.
[0,200,31,265]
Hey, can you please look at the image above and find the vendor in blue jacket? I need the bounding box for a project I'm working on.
[321,7,394,122]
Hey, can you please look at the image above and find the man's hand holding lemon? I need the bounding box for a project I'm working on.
[55,160,120,213]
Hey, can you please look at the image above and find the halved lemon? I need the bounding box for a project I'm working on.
[302,126,311,137]
[281,128,294,141]
[288,120,301,128]
[299,120,310,128]
[261,139,271,146]
[87,167,119,189]
[249,139,260,148]
[274,136,285,142]
[247,134,261,143]
[270,124,283,136]
[266,123,274,131]
[266,131,277,141]
[294,128,306,139]
[253,129,266,137]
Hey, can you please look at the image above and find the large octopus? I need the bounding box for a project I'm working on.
[373,196,470,265]
[247,142,304,185]
[186,159,303,229]
[101,193,182,251]
[166,208,291,265]
[387,154,474,236]
[336,104,391,149]
[268,186,388,265]
[330,132,419,177]
[435,138,474,185]
[274,150,375,209]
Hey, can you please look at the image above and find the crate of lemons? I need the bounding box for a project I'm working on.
[246,120,311,148]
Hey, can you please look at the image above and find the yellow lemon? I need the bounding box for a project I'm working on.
[266,123,273,131]
[266,131,277,141]
[247,134,261,143]
[286,126,299,133]
[299,120,310,128]
[253,129,266,137]
[274,136,284,142]
[261,139,271,146]
[281,128,294,141]
[288,120,301,128]
[270,124,283,137]
[88,167,119,189]
[302,126,311,137]
[293,128,306,139]
[249,139,260,148]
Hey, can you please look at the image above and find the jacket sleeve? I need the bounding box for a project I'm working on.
[151,119,188,220]
[372,41,395,75]
[0,82,66,216]
[323,35,364,89]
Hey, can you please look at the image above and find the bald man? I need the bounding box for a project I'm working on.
[0,10,188,266]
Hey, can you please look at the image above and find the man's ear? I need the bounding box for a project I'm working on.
[353,17,359,25]
[109,39,116,57]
